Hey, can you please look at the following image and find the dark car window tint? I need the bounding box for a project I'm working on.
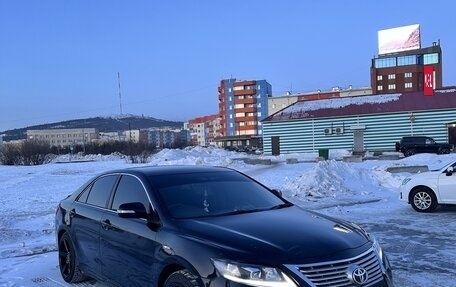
[152,171,285,218]
[86,175,118,208]
[77,186,90,203]
[111,175,150,212]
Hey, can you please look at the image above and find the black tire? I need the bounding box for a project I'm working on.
[164,270,202,287]
[404,149,415,157]
[410,187,438,212]
[58,232,86,283]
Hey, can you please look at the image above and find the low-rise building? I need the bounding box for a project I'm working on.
[26,128,98,147]
[262,88,456,155]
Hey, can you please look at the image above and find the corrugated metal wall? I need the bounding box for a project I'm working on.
[262,109,456,154]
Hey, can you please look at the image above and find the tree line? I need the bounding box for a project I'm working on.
[0,140,186,165]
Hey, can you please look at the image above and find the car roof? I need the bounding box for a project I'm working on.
[101,165,233,177]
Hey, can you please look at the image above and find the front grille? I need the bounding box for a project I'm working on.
[297,248,383,287]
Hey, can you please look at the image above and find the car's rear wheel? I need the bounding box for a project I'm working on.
[410,187,438,212]
[58,232,86,283]
[164,270,202,287]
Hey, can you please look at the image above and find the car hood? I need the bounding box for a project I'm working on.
[176,206,370,263]
[409,170,441,180]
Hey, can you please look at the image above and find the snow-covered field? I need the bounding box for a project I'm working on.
[1,147,456,287]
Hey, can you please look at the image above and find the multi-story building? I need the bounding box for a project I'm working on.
[371,24,442,94]
[217,78,272,148]
[186,114,221,146]
[125,129,149,143]
[99,131,125,142]
[26,128,98,147]
[149,129,190,148]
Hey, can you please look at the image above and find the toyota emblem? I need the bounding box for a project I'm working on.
[346,265,368,286]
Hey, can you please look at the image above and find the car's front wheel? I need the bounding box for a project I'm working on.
[58,232,86,283]
[404,149,415,157]
[164,270,202,287]
[410,187,438,212]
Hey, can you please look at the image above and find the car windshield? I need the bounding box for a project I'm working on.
[150,171,287,219]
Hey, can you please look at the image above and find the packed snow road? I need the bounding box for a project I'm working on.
[1,149,455,286]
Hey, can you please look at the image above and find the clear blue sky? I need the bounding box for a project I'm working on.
[1,1,455,132]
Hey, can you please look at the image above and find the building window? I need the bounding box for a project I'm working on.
[257,103,261,108]
[397,55,417,66]
[405,82,413,88]
[374,57,396,68]
[405,72,412,78]
[257,112,262,117]
[388,74,396,80]
[229,114,233,119]
[388,84,396,90]
[229,96,232,101]
[229,123,233,128]
[257,94,261,98]
[377,85,383,91]
[228,88,232,92]
[423,53,439,64]
[257,85,261,90]
[229,105,232,110]
[377,75,383,81]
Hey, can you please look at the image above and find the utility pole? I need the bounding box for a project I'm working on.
[118,72,123,115]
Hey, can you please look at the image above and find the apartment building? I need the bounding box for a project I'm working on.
[26,128,98,147]
[216,78,271,148]
[186,114,221,146]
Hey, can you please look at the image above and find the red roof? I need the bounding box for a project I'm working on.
[263,88,456,122]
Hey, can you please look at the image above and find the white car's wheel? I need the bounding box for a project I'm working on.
[410,187,437,212]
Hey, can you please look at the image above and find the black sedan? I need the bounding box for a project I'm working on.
[55,165,395,287]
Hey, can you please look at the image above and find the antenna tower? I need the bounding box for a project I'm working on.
[117,72,123,115]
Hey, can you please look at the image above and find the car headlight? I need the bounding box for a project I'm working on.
[211,259,297,287]
[372,237,384,262]
[401,177,411,186]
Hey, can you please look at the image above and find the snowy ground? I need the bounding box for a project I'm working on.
[1,147,456,287]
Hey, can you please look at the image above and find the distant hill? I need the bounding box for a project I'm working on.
[0,114,184,141]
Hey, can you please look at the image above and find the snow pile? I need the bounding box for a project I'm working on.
[147,146,247,167]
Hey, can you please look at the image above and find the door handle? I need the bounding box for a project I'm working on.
[101,219,114,231]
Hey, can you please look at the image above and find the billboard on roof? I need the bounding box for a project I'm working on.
[378,24,421,55]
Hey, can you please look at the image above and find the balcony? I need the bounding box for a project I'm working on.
[234,97,255,105]
[235,116,257,122]
[234,89,256,96]
[233,80,255,87]
[234,107,256,113]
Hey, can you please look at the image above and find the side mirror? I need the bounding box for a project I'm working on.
[446,166,454,176]
[117,202,148,219]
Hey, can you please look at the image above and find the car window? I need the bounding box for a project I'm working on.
[86,175,118,208]
[111,175,151,212]
[152,171,285,218]
[426,138,435,144]
[76,186,90,203]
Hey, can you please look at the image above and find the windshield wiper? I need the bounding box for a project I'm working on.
[217,208,266,216]
[269,202,293,210]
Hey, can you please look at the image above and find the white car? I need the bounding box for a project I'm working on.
[400,161,456,212]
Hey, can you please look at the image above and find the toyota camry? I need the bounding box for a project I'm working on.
[55,165,394,287]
